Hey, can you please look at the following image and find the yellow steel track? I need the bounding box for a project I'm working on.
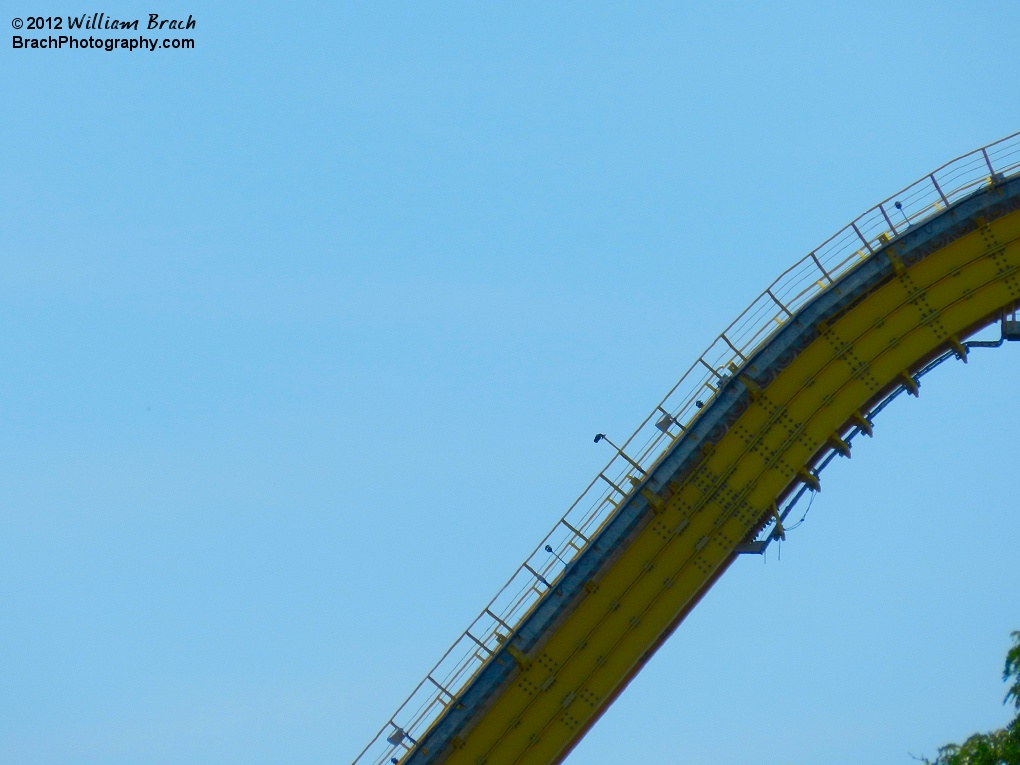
[443,207,1020,765]
[354,136,1020,765]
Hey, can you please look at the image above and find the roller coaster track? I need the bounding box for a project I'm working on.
[352,132,1020,765]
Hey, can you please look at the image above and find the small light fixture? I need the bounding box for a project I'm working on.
[894,200,910,226]
[593,432,646,474]
[544,544,568,566]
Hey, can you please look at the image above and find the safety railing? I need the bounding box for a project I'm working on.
[352,130,1020,765]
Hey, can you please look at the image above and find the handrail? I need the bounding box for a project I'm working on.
[352,130,1020,765]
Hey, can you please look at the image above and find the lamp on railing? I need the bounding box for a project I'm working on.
[544,544,569,566]
[593,433,646,474]
[894,200,910,227]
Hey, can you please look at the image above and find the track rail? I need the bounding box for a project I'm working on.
[352,131,1020,765]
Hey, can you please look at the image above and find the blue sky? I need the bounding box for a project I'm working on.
[2,2,1018,763]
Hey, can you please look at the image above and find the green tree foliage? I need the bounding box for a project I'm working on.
[1005,632,1020,713]
[924,632,1020,765]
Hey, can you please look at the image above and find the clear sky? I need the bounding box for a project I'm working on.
[2,2,1018,764]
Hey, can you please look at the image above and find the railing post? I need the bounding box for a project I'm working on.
[465,631,493,656]
[719,332,748,360]
[523,562,551,587]
[484,608,513,633]
[598,472,626,497]
[930,174,949,206]
[981,147,995,175]
[765,289,793,317]
[427,675,455,700]
[878,203,898,236]
[809,251,834,283]
[559,518,590,544]
[850,221,875,254]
